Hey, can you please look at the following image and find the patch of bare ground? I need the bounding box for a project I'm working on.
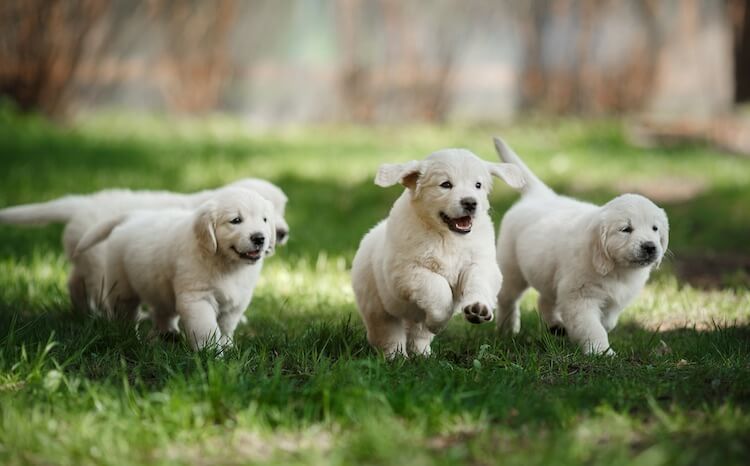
[674,253,750,290]
[614,177,707,203]
[627,117,750,157]
[157,427,333,465]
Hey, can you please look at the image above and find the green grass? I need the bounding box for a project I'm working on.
[0,106,749,465]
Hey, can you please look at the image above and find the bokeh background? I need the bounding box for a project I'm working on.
[1,0,749,124]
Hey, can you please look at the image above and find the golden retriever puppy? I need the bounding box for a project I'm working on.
[493,138,669,355]
[0,178,288,312]
[74,188,276,351]
[351,149,525,357]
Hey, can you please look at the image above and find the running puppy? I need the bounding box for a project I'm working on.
[351,149,525,357]
[74,188,275,351]
[493,138,669,355]
[0,178,288,311]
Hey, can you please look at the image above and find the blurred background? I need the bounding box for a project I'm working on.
[1,4,750,464]
[1,0,749,288]
[1,0,748,129]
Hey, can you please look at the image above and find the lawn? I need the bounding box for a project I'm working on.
[0,107,749,465]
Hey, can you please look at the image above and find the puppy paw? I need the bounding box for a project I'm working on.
[146,328,181,343]
[463,302,493,324]
[548,325,566,336]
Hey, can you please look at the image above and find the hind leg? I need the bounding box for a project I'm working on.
[538,295,564,334]
[496,271,527,336]
[406,321,434,356]
[148,308,180,342]
[353,272,407,357]
[362,308,407,358]
[67,267,90,313]
[102,275,140,325]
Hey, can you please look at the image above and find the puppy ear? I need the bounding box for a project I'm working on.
[486,162,525,190]
[656,209,670,268]
[375,161,421,189]
[193,201,218,255]
[265,201,277,257]
[591,221,614,276]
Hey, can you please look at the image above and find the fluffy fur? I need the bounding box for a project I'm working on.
[74,187,275,350]
[493,138,669,355]
[351,149,525,357]
[0,178,288,312]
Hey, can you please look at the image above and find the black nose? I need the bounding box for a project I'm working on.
[276,229,288,242]
[641,241,657,256]
[460,197,477,213]
[250,233,265,247]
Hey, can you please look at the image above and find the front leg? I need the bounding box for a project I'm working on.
[559,298,615,355]
[405,321,434,356]
[177,296,222,351]
[395,267,453,334]
[217,309,245,349]
[459,261,502,325]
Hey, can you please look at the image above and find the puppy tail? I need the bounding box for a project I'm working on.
[0,196,83,226]
[493,137,555,198]
[73,215,127,258]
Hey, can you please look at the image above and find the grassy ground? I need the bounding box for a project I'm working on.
[0,107,749,465]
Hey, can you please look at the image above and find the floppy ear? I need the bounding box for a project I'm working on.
[265,202,278,257]
[485,162,525,190]
[656,209,670,268]
[591,220,614,276]
[375,160,422,190]
[193,201,218,255]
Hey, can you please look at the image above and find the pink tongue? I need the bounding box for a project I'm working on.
[455,217,472,229]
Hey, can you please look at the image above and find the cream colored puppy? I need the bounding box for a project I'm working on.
[351,149,525,357]
[74,187,276,350]
[0,178,288,311]
[493,138,669,355]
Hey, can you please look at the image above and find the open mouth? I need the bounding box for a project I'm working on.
[630,257,656,267]
[440,212,473,234]
[231,246,262,262]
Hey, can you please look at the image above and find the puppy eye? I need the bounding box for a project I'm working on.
[475,182,482,189]
[440,181,453,189]
[263,217,267,223]
[652,225,658,232]
[620,226,633,233]
[229,217,242,225]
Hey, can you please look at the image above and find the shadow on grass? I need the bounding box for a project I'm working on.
[1,300,748,430]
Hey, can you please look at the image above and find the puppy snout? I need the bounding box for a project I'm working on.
[460,197,477,214]
[276,228,288,243]
[641,241,657,257]
[250,233,266,248]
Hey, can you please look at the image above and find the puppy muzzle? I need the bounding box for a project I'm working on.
[440,212,473,234]
[231,244,264,263]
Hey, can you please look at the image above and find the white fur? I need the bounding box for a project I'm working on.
[351,149,525,357]
[493,138,669,355]
[0,178,288,312]
[75,188,276,351]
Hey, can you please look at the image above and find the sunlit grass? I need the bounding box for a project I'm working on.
[0,108,749,465]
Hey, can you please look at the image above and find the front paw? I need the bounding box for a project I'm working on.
[462,302,493,324]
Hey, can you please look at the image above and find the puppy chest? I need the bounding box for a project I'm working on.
[416,256,464,289]
[211,278,255,312]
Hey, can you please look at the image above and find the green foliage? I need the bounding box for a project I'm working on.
[0,110,749,465]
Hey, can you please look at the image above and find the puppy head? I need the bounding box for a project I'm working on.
[228,178,290,246]
[592,194,669,275]
[375,149,524,235]
[193,187,276,265]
